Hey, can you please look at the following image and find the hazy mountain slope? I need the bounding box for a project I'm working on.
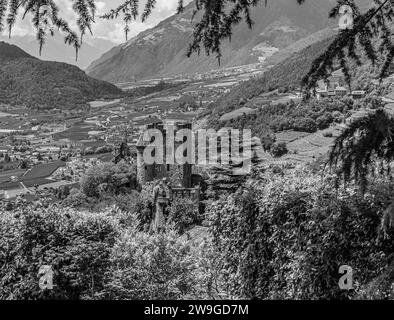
[0,42,122,110]
[206,36,334,119]
[87,0,339,83]
[0,34,116,69]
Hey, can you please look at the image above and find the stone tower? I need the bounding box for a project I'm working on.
[136,143,146,185]
[136,121,193,188]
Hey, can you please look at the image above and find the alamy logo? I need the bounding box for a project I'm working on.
[338,265,353,290]
[38,265,54,290]
[141,127,254,175]
[338,5,354,30]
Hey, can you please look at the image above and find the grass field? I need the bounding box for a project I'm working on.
[220,107,257,122]
[276,131,310,144]
[0,169,26,184]
[22,161,66,180]
[53,122,101,142]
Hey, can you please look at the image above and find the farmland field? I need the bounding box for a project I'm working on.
[89,99,121,109]
[53,122,102,142]
[276,131,310,144]
[220,107,257,122]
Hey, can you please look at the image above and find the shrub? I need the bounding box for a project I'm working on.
[168,197,200,234]
[207,171,394,299]
[80,161,137,198]
[63,189,89,208]
[102,227,197,300]
[271,142,288,158]
[317,113,334,130]
[0,204,222,300]
[294,118,317,132]
[0,205,119,300]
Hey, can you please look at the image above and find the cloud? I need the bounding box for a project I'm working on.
[93,0,193,43]
[2,0,192,44]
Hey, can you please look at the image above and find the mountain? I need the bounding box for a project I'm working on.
[206,36,334,120]
[0,41,122,110]
[87,0,341,83]
[0,34,116,69]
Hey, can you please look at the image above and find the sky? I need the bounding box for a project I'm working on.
[1,0,192,44]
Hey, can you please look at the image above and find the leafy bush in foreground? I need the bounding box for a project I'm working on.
[168,197,201,234]
[0,206,119,300]
[207,170,394,299]
[0,205,221,300]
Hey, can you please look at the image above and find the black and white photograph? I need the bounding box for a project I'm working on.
[0,0,394,307]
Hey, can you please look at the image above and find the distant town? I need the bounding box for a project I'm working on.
[0,63,268,201]
[1,61,385,203]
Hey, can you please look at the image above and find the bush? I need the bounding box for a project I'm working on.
[294,118,317,132]
[207,170,394,299]
[0,205,119,300]
[102,227,197,300]
[0,204,223,300]
[271,142,288,158]
[317,113,334,130]
[80,161,137,198]
[63,189,88,208]
[168,197,200,234]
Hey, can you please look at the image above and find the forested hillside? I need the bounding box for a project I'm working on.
[87,0,336,82]
[206,37,333,119]
[0,42,122,110]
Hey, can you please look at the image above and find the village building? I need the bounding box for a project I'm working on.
[335,86,349,96]
[351,90,367,99]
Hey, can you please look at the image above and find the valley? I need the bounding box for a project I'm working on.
[2,51,392,200]
[1,0,394,303]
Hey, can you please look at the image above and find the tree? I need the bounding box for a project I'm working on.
[168,197,200,234]
[328,109,394,191]
[271,142,288,158]
[316,113,334,130]
[0,1,392,87]
[0,205,119,300]
[302,0,394,91]
[207,169,394,299]
[3,153,11,163]
[328,108,394,235]
[80,162,137,198]
[18,159,29,169]
[102,226,198,300]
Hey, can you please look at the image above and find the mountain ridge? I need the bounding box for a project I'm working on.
[0,34,116,69]
[0,41,122,110]
[87,0,338,83]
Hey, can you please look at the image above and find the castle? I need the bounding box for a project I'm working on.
[136,121,193,188]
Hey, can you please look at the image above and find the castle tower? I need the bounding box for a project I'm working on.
[136,138,146,185]
[135,121,194,188]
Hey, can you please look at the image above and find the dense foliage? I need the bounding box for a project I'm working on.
[329,109,394,191]
[168,197,201,234]
[207,169,394,299]
[0,206,119,299]
[80,161,138,199]
[215,97,357,145]
[3,161,394,299]
[0,205,221,300]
